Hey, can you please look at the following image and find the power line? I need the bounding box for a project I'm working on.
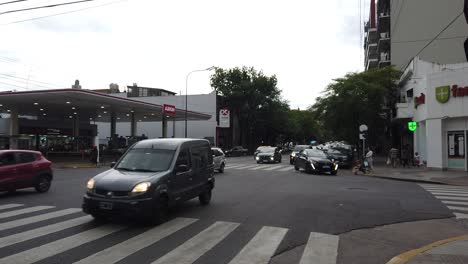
[1,0,127,25]
[0,73,63,87]
[0,0,28,6]
[392,35,468,44]
[0,0,96,16]
[0,80,32,90]
[0,76,57,89]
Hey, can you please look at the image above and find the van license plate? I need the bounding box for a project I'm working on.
[322,165,330,169]
[99,202,113,210]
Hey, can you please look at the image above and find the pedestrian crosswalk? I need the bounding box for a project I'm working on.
[0,203,340,264]
[419,184,468,219]
[225,163,295,172]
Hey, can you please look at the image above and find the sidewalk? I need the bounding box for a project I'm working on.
[387,235,468,264]
[369,166,468,186]
[52,161,111,169]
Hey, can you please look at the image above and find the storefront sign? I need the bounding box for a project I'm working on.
[435,84,468,103]
[163,104,176,115]
[414,93,425,108]
[219,109,230,128]
[408,121,417,132]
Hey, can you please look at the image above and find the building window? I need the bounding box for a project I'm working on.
[406,89,413,99]
[448,131,465,168]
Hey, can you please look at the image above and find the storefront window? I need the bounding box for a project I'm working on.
[448,131,465,168]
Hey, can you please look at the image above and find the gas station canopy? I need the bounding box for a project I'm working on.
[0,89,211,122]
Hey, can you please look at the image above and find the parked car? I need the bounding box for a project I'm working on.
[225,146,248,157]
[0,150,53,193]
[326,148,353,168]
[211,147,226,173]
[255,147,282,163]
[82,138,215,224]
[254,146,270,159]
[294,148,338,175]
[289,145,310,164]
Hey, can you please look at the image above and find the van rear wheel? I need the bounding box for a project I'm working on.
[199,189,212,206]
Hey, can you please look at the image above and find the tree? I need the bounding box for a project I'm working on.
[211,67,289,150]
[309,67,401,150]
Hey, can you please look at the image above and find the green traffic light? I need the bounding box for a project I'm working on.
[408,121,417,132]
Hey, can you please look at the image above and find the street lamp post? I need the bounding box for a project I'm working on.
[185,66,215,138]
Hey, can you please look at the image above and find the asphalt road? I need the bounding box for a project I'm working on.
[0,155,462,264]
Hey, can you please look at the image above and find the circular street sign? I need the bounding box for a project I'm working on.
[359,124,368,132]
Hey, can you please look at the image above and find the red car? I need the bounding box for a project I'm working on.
[0,150,53,193]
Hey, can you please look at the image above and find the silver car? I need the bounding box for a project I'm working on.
[211,147,226,173]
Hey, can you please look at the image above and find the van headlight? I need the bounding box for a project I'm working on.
[291,153,296,157]
[131,182,151,193]
[87,179,95,190]
[270,157,274,160]
[256,156,260,160]
[334,164,339,170]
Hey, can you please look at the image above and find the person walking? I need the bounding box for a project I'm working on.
[389,146,399,168]
[365,147,374,171]
[401,145,410,168]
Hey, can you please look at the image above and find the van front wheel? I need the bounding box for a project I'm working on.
[199,189,212,206]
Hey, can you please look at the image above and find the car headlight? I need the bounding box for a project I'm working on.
[87,179,95,190]
[291,153,296,157]
[132,182,151,193]
[334,164,339,170]
[256,156,260,160]
[270,157,274,160]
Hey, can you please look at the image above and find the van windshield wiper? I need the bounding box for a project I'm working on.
[116,167,159,172]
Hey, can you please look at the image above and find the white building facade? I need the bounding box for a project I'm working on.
[397,57,468,170]
[96,91,217,145]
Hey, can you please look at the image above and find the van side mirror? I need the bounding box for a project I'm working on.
[110,162,116,168]
[176,164,188,173]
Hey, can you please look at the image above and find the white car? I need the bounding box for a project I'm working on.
[211,147,226,173]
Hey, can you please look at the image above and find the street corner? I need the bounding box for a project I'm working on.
[386,234,468,264]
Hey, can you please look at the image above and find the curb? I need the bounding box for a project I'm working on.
[386,234,468,264]
[370,174,447,185]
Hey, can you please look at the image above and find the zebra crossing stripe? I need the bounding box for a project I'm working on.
[0,208,82,231]
[75,218,197,264]
[152,221,239,264]
[0,216,92,249]
[249,165,270,170]
[0,206,55,219]
[435,196,468,201]
[447,205,468,212]
[421,186,468,191]
[233,165,259,170]
[0,224,126,264]
[441,200,468,207]
[278,166,293,172]
[263,165,284,171]
[228,226,288,264]
[0,204,23,211]
[424,189,468,194]
[454,212,468,219]
[429,192,468,197]
[226,164,247,169]
[299,232,339,264]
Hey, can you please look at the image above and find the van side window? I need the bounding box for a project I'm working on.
[191,147,202,169]
[176,149,190,166]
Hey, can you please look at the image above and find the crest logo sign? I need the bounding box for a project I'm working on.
[436,86,450,103]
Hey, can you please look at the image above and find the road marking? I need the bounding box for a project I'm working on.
[0,216,92,249]
[263,165,284,171]
[228,226,288,264]
[441,200,468,207]
[0,206,55,219]
[447,205,468,212]
[435,196,468,201]
[0,204,23,211]
[226,164,248,169]
[152,221,239,264]
[278,166,294,172]
[454,212,468,219]
[75,217,197,264]
[0,208,82,231]
[0,224,125,264]
[299,232,339,264]
[422,187,468,192]
[423,188,468,193]
[428,192,468,197]
[233,165,259,170]
[249,165,270,170]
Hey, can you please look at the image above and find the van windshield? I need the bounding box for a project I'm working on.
[116,148,175,172]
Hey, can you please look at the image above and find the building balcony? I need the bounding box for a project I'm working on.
[378,33,390,52]
[379,52,391,67]
[367,28,378,44]
[366,58,379,70]
[378,13,390,33]
[366,43,378,59]
[394,102,414,119]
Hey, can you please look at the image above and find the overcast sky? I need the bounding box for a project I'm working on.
[0,0,369,109]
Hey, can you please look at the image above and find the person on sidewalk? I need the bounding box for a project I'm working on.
[365,147,374,171]
[388,146,399,168]
[90,146,98,166]
[401,145,410,168]
[414,152,421,167]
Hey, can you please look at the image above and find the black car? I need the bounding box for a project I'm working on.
[225,146,249,157]
[326,148,353,168]
[294,148,338,175]
[289,145,310,164]
[255,147,282,163]
[82,138,215,224]
[253,146,270,159]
